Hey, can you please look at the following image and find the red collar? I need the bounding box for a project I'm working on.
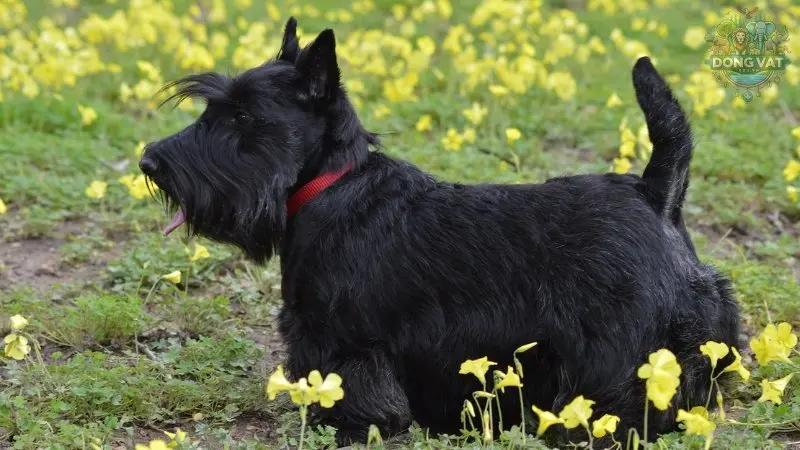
[286,162,353,217]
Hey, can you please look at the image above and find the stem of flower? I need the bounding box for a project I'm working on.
[483,396,493,444]
[704,371,717,410]
[184,260,192,297]
[28,334,52,382]
[585,424,595,449]
[643,396,649,446]
[466,404,476,432]
[298,404,307,450]
[494,388,504,434]
[143,278,161,306]
[518,387,526,444]
[626,428,640,450]
[135,274,145,296]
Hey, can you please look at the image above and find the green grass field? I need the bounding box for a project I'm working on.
[1,0,800,448]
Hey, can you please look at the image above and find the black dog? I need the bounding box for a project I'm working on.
[140,18,740,446]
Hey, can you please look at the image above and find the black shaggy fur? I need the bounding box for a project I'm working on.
[141,18,740,446]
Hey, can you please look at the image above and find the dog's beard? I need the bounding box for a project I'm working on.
[145,140,294,263]
[151,175,290,262]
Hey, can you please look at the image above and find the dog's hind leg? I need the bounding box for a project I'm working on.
[299,350,412,446]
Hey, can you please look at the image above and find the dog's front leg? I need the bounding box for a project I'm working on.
[287,346,412,446]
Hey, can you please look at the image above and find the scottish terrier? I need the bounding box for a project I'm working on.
[140,18,740,446]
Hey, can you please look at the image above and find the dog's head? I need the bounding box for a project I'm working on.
[140,18,374,262]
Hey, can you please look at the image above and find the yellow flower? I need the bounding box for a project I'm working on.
[473,390,496,399]
[367,424,383,445]
[417,36,436,56]
[758,374,793,404]
[162,271,181,284]
[722,348,750,381]
[85,180,107,199]
[762,84,778,104]
[164,428,187,447]
[547,71,577,101]
[308,370,344,408]
[515,342,538,354]
[120,83,134,103]
[592,414,620,438]
[750,323,796,366]
[461,400,476,421]
[373,104,391,120]
[606,92,623,108]
[135,440,170,450]
[191,244,210,262]
[442,128,464,152]
[9,314,28,331]
[776,322,798,349]
[383,72,419,103]
[3,333,30,360]
[415,114,433,132]
[78,104,97,126]
[637,348,682,410]
[488,84,509,96]
[793,127,800,140]
[784,160,800,182]
[482,409,492,444]
[494,366,522,392]
[119,174,153,200]
[0,198,7,214]
[676,406,716,450]
[459,356,497,386]
[558,395,595,429]
[612,157,631,174]
[732,96,746,109]
[505,128,522,145]
[788,186,799,203]
[699,341,729,369]
[531,405,563,436]
[619,128,637,158]
[463,103,488,125]
[266,365,296,400]
[682,26,706,49]
[462,128,476,144]
[289,377,319,406]
[588,36,606,54]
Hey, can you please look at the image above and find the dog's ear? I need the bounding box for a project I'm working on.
[295,29,340,101]
[277,17,299,63]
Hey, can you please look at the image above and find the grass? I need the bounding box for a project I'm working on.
[1,0,799,448]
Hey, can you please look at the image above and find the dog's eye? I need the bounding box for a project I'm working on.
[234,112,253,125]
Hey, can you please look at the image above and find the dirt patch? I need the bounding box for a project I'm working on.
[109,426,172,449]
[0,217,125,293]
[226,413,279,445]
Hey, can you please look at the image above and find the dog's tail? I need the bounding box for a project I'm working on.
[632,56,693,224]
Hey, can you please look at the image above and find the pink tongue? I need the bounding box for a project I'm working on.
[163,210,186,236]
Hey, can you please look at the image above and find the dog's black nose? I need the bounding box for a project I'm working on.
[139,157,158,175]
